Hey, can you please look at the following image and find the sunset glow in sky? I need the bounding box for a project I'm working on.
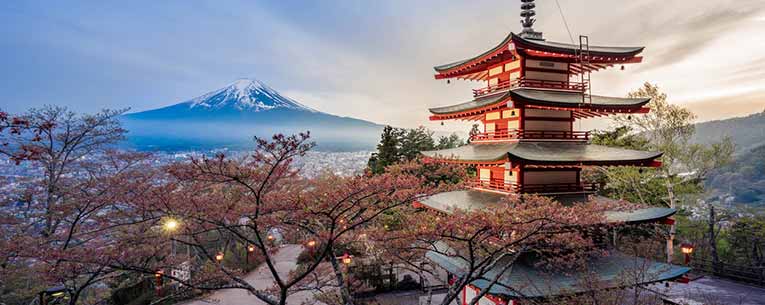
[1,0,764,132]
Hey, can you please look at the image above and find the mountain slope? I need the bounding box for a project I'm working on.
[692,111,765,153]
[122,79,384,151]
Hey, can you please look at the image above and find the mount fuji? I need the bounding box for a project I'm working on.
[122,79,384,151]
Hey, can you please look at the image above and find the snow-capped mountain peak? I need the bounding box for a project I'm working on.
[186,78,315,112]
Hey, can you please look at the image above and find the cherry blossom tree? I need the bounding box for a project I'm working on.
[373,195,630,305]
[0,106,148,305]
[111,133,453,305]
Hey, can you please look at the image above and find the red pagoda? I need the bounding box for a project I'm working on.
[417,1,690,304]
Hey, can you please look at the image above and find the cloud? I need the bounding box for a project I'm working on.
[589,0,764,72]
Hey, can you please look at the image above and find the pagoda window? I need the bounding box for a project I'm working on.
[525,70,568,82]
[486,111,501,121]
[504,169,517,184]
[484,122,496,133]
[507,120,519,130]
[488,65,503,76]
[525,108,570,118]
[509,71,521,81]
[488,77,499,86]
[526,59,569,71]
[479,168,492,182]
[524,120,570,132]
[524,170,577,185]
[504,60,521,72]
[502,109,518,118]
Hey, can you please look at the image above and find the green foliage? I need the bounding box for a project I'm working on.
[436,133,464,150]
[708,144,765,204]
[367,125,464,174]
[593,83,733,207]
[590,126,649,150]
[727,215,765,266]
[368,126,401,174]
[398,126,436,161]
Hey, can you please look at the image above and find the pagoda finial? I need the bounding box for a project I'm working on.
[519,0,544,40]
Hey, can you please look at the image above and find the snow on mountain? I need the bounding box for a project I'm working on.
[122,78,384,151]
[184,78,316,112]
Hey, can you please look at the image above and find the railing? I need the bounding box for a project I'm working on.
[469,129,590,142]
[472,77,588,97]
[467,179,598,194]
[521,182,598,193]
[691,258,765,286]
[467,179,519,193]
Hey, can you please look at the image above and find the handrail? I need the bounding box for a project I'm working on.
[469,129,590,142]
[472,77,588,97]
[467,179,598,193]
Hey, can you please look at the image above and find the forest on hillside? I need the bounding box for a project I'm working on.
[692,111,765,153]
[708,143,765,205]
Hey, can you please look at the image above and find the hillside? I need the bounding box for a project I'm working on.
[122,79,385,151]
[707,143,765,205]
[692,111,765,153]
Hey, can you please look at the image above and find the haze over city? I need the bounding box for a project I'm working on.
[1,0,764,132]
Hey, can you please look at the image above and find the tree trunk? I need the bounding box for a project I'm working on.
[708,204,721,274]
[666,179,676,263]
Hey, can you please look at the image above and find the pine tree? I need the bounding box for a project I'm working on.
[369,125,400,174]
[399,126,435,161]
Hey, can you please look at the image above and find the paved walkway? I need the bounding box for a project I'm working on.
[185,244,318,305]
[656,276,765,305]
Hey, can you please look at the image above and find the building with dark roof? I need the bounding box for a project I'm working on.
[415,1,690,304]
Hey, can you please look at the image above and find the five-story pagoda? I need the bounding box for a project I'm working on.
[416,1,691,304]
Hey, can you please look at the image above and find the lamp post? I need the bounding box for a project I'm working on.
[341,253,353,293]
[681,243,694,265]
[215,252,225,263]
[246,244,255,264]
[155,270,164,297]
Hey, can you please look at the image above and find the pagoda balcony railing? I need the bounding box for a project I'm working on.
[468,179,598,194]
[469,129,590,142]
[472,77,588,97]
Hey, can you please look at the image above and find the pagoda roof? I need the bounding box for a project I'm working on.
[434,33,644,79]
[434,34,515,73]
[510,33,644,58]
[428,88,650,120]
[417,190,677,224]
[429,91,511,115]
[426,246,689,299]
[510,88,650,109]
[421,142,662,166]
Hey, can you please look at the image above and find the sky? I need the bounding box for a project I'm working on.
[1,0,764,133]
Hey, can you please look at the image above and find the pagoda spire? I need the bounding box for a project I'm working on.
[519,0,544,40]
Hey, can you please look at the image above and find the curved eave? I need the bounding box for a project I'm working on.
[605,207,676,224]
[428,91,512,120]
[421,143,513,164]
[434,33,515,79]
[511,33,644,58]
[507,143,663,167]
[422,143,663,167]
[510,88,650,110]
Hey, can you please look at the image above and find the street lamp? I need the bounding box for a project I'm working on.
[246,245,255,264]
[215,252,225,262]
[155,270,164,297]
[681,243,694,265]
[163,218,180,232]
[342,253,352,265]
[307,240,316,248]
